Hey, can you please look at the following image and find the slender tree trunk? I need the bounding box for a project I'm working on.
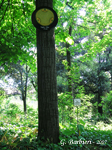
[98,54,103,116]
[20,71,26,113]
[110,70,112,90]
[98,89,102,116]
[66,26,75,122]
[66,26,72,93]
[24,64,28,114]
[20,64,29,114]
[36,0,59,143]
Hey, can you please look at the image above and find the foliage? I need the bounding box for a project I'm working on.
[102,91,112,116]
[0,0,36,67]
[0,88,7,113]
[58,92,74,124]
[79,94,93,117]
[0,97,112,150]
[57,76,67,93]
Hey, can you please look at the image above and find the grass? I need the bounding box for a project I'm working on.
[0,96,112,150]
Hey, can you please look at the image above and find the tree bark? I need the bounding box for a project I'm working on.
[110,70,112,90]
[20,64,29,114]
[20,71,26,113]
[36,0,59,143]
[98,89,103,116]
[66,26,72,93]
[98,54,103,116]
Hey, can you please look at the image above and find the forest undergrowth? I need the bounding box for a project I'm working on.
[0,96,112,150]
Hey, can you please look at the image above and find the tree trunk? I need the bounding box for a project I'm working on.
[36,0,59,143]
[23,95,26,114]
[98,89,103,116]
[24,64,28,114]
[66,26,74,122]
[98,54,103,116]
[20,64,29,114]
[110,70,112,90]
[66,26,72,93]
[20,71,26,113]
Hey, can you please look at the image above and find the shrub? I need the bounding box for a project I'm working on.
[5,103,22,117]
[103,91,112,116]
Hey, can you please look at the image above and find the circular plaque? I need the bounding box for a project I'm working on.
[32,7,58,31]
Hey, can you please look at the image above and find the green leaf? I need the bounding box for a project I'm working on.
[79,119,85,126]
[77,124,84,132]
[65,37,74,45]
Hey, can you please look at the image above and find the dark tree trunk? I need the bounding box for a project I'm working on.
[20,64,28,114]
[66,26,72,93]
[98,89,103,116]
[110,70,112,90]
[36,0,59,143]
[98,54,103,116]
[24,64,28,114]
[20,71,26,113]
[66,26,74,122]
[23,95,26,113]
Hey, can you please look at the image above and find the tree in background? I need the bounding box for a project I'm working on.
[79,55,110,116]
[0,62,31,114]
